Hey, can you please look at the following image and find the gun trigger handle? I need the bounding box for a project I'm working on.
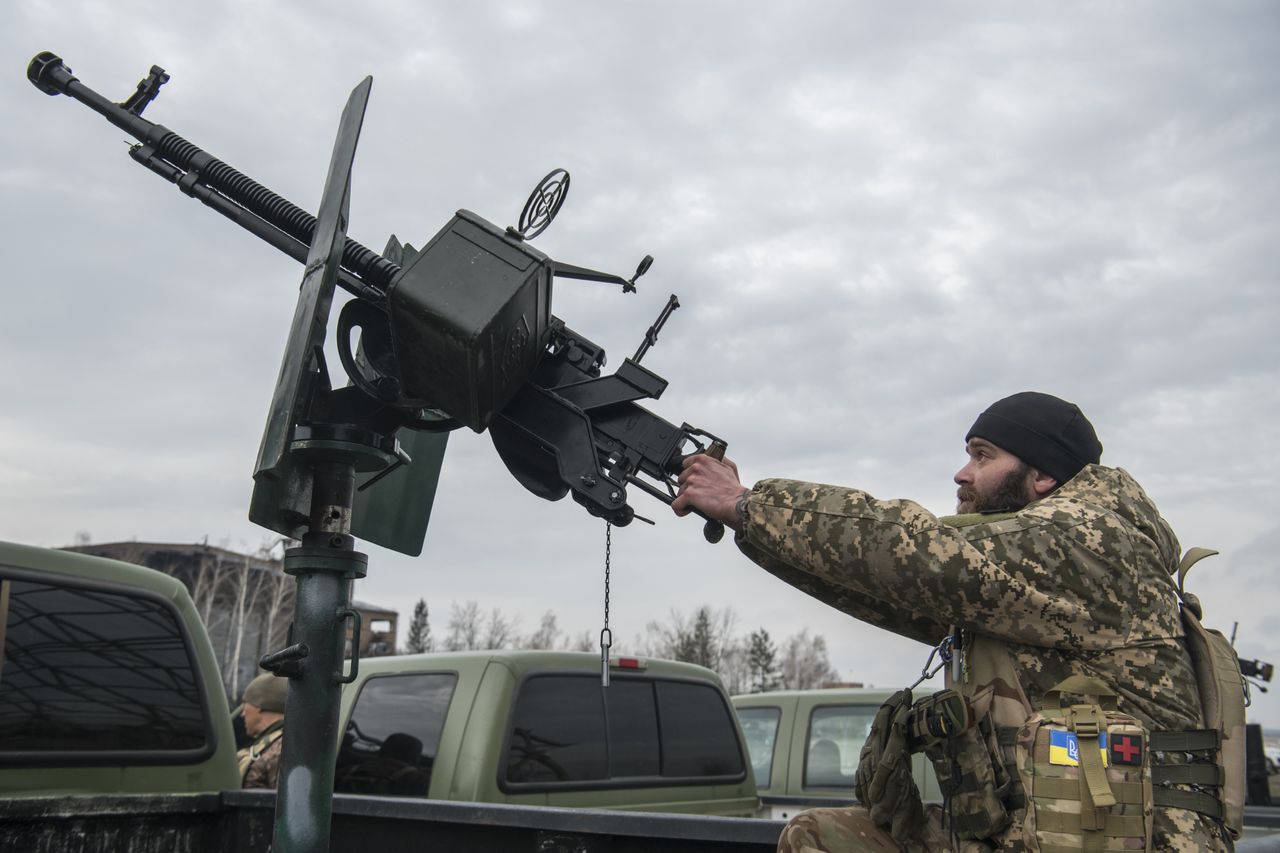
[699,440,728,542]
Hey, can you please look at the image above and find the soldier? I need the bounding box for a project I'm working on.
[674,392,1229,851]
[238,672,287,789]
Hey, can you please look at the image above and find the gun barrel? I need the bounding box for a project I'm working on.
[27,51,401,294]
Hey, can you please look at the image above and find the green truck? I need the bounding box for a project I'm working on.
[732,687,942,821]
[0,540,779,851]
[334,651,758,815]
[0,540,242,797]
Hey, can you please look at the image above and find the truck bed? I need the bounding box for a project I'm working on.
[5,792,1279,851]
[0,791,785,853]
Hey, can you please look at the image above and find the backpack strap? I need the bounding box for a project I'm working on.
[1174,548,1218,619]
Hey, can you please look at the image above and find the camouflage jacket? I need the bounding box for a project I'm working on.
[240,721,284,789]
[736,464,1226,849]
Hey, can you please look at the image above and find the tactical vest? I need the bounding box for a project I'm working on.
[237,720,285,784]
[922,547,1245,847]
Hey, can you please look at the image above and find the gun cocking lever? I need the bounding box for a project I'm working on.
[634,293,679,363]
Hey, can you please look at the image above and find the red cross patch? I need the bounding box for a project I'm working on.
[1110,733,1144,766]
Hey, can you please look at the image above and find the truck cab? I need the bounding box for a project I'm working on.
[732,687,942,820]
[335,650,759,815]
[0,541,240,795]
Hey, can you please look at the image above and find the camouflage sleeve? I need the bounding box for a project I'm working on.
[737,534,950,646]
[736,478,1137,651]
[242,737,283,789]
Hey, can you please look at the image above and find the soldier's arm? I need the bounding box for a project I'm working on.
[736,479,1131,650]
[737,537,949,645]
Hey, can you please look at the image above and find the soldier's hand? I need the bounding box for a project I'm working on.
[856,689,936,850]
[856,688,912,807]
[673,453,748,533]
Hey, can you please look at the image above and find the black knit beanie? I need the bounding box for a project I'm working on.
[965,392,1102,484]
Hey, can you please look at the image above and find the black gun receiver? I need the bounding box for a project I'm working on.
[28,51,727,552]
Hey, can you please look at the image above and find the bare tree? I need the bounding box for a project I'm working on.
[634,605,744,689]
[224,552,267,700]
[482,606,520,650]
[640,605,738,670]
[524,611,564,650]
[717,637,750,695]
[445,601,482,651]
[258,560,291,655]
[185,542,293,700]
[188,552,225,631]
[779,629,839,690]
[570,630,595,653]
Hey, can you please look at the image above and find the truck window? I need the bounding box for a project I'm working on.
[804,704,877,788]
[0,576,208,758]
[605,678,660,777]
[334,672,457,797]
[506,674,608,784]
[504,675,745,789]
[735,705,781,788]
[656,681,744,778]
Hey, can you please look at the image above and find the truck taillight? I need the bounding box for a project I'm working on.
[611,656,645,670]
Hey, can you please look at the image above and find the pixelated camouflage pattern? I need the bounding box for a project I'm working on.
[240,725,284,789]
[776,805,920,853]
[922,708,1011,841]
[738,465,1228,851]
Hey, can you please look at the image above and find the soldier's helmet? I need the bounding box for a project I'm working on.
[242,672,288,713]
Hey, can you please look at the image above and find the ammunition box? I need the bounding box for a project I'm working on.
[387,210,552,432]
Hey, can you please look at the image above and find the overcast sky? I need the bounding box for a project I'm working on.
[4,2,1278,725]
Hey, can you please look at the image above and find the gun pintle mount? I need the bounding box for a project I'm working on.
[28,51,728,552]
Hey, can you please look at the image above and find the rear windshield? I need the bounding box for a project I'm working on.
[0,575,208,758]
[735,705,782,788]
[503,673,745,790]
[804,704,878,789]
[335,671,458,797]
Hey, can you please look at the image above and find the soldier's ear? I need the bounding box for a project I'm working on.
[1029,468,1059,497]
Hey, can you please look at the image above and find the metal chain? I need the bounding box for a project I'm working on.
[600,522,613,687]
[604,522,611,631]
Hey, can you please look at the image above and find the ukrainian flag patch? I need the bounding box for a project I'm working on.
[1048,729,1109,767]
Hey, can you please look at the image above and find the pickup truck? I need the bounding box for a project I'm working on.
[0,540,242,797]
[0,540,782,852]
[334,650,758,815]
[732,686,941,821]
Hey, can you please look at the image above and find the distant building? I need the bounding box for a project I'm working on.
[64,541,398,701]
[349,600,398,658]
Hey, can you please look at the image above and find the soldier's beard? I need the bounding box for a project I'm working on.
[957,463,1034,514]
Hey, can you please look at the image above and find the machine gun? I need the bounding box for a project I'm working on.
[28,51,729,853]
[27,51,727,554]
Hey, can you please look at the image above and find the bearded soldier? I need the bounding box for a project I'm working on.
[674,392,1231,851]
